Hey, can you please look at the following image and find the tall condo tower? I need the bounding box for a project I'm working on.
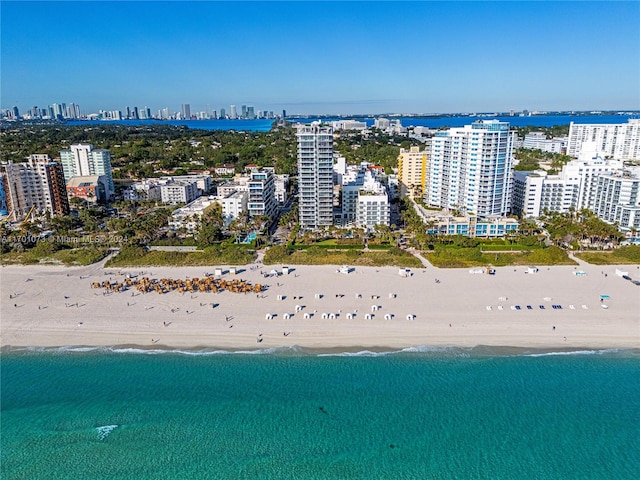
[426,120,515,216]
[0,155,69,221]
[297,123,334,229]
[59,144,114,198]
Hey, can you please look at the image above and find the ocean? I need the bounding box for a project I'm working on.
[64,113,638,132]
[2,347,639,479]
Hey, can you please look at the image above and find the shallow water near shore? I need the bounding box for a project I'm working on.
[2,349,639,479]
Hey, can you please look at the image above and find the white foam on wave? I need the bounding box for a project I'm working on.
[96,424,118,440]
[7,345,635,359]
[317,350,394,357]
[523,348,622,357]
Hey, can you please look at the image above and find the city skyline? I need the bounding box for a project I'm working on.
[2,1,639,115]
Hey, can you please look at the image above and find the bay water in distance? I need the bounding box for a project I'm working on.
[2,348,639,479]
[65,113,639,132]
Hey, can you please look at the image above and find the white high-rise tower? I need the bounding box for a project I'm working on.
[297,123,334,229]
[59,144,114,198]
[426,120,515,216]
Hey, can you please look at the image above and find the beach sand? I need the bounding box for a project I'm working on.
[1,258,639,351]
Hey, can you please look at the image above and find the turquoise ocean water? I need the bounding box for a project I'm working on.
[2,347,639,479]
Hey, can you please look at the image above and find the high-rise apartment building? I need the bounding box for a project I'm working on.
[567,119,640,160]
[59,144,114,198]
[0,154,70,221]
[297,123,334,229]
[426,120,515,216]
[594,168,640,232]
[181,104,191,119]
[397,146,427,199]
[230,105,237,119]
[511,148,624,218]
[247,170,277,218]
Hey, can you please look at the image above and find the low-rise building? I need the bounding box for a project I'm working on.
[522,132,568,154]
[330,119,367,131]
[160,181,199,204]
[340,165,389,230]
[213,164,236,176]
[169,192,248,232]
[168,175,212,195]
[357,187,390,231]
[66,175,107,203]
[422,211,519,238]
[217,180,249,197]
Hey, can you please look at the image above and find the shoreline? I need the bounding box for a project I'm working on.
[3,344,638,358]
[2,260,639,351]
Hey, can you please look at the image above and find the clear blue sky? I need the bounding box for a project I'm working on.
[2,1,639,115]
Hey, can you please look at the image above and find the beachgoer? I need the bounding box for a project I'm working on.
[553,326,556,331]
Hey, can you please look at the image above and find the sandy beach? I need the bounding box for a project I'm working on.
[2,257,639,351]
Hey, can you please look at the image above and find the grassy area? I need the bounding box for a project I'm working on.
[425,245,574,268]
[105,245,256,267]
[264,245,421,268]
[478,244,541,252]
[574,246,640,265]
[0,245,109,266]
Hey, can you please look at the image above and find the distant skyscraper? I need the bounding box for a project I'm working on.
[144,107,151,119]
[247,106,255,120]
[219,108,226,118]
[181,104,191,119]
[59,144,114,198]
[126,106,131,119]
[297,123,334,229]
[67,103,78,119]
[230,105,237,119]
[241,105,247,118]
[132,107,139,120]
[52,103,62,119]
